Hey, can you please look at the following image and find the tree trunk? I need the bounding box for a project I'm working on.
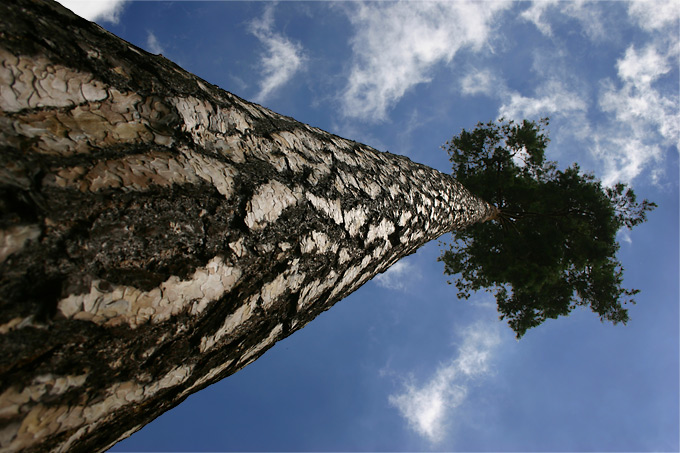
[0,1,496,451]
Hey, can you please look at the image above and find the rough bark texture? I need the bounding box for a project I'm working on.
[0,1,496,452]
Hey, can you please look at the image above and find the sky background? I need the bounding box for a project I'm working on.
[58,1,678,451]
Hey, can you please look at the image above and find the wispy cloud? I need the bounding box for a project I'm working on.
[389,322,501,444]
[601,44,677,141]
[595,42,678,185]
[460,68,503,98]
[519,0,558,36]
[627,0,680,32]
[500,2,679,187]
[374,259,420,291]
[146,31,165,55]
[499,79,588,120]
[56,0,128,23]
[617,228,633,245]
[250,5,306,104]
[520,1,608,41]
[341,1,510,121]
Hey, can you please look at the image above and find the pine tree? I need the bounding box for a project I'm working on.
[439,118,655,338]
[0,1,494,451]
[0,2,654,451]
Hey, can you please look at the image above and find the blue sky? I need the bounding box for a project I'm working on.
[58,1,678,451]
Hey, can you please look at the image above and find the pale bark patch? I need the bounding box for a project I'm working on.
[0,374,87,419]
[330,255,373,301]
[238,323,283,368]
[245,180,301,230]
[305,193,344,225]
[366,218,395,245]
[343,206,368,237]
[301,231,334,254]
[260,262,306,310]
[4,89,173,156]
[298,271,339,310]
[0,48,107,112]
[179,360,234,399]
[229,238,247,258]
[0,224,41,263]
[172,96,249,162]
[57,257,241,327]
[398,210,413,227]
[338,248,352,265]
[3,365,192,452]
[199,296,258,353]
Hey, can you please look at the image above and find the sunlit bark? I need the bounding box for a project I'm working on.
[0,1,495,451]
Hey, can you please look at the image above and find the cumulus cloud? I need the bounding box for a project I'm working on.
[389,322,501,444]
[600,45,676,139]
[595,44,678,185]
[627,0,680,32]
[56,0,128,23]
[591,136,665,186]
[341,1,510,121]
[617,44,672,85]
[250,5,306,104]
[145,32,165,55]
[374,259,420,291]
[495,47,676,187]
[512,1,678,186]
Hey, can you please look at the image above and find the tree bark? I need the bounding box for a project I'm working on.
[0,1,496,451]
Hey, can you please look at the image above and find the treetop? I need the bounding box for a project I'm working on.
[440,118,656,338]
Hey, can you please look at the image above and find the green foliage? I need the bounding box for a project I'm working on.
[439,118,656,338]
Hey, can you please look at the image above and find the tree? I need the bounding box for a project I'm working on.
[0,1,496,452]
[439,118,656,338]
[0,1,656,451]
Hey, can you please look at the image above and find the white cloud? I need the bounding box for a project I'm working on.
[460,68,502,97]
[499,79,588,120]
[389,322,501,444]
[146,31,165,55]
[374,259,420,291]
[56,0,128,23]
[520,1,608,41]
[564,2,608,41]
[470,295,497,310]
[595,44,678,185]
[616,45,672,86]
[600,47,677,142]
[494,0,679,189]
[250,5,306,104]
[341,1,510,121]
[494,42,677,187]
[510,2,679,187]
[519,0,558,36]
[592,136,665,186]
[617,228,633,245]
[628,0,680,32]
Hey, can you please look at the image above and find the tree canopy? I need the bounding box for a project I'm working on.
[439,118,656,338]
